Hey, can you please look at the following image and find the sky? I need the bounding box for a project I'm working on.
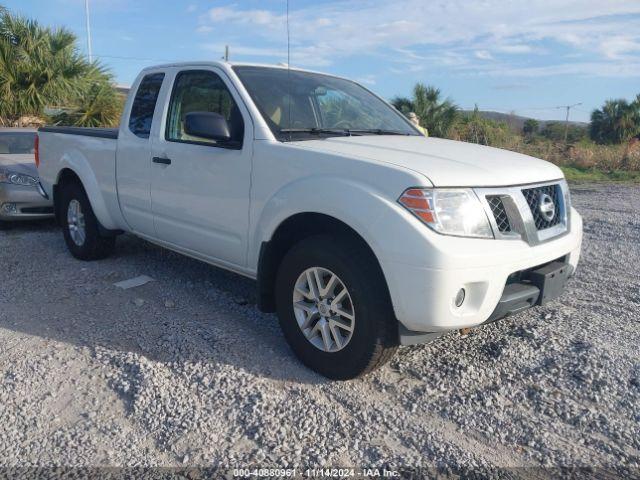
[5,0,640,122]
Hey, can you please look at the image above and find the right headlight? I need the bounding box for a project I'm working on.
[398,187,494,238]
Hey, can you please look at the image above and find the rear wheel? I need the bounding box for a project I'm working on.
[276,235,398,379]
[60,181,115,260]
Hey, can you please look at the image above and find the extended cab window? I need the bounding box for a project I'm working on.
[129,73,165,138]
[165,70,244,147]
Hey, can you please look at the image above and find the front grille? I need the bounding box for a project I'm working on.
[521,184,562,230]
[486,195,511,232]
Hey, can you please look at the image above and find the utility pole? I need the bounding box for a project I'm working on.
[557,103,582,145]
[224,45,229,61]
[85,0,93,62]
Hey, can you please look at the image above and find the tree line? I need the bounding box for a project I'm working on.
[393,84,640,146]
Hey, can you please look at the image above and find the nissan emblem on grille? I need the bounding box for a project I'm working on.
[538,193,556,222]
[522,184,562,231]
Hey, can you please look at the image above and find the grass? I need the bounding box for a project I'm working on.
[561,166,640,183]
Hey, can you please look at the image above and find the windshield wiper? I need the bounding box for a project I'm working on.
[345,129,411,136]
[279,128,412,139]
[279,128,354,136]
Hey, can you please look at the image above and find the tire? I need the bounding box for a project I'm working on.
[275,234,398,380]
[59,181,115,260]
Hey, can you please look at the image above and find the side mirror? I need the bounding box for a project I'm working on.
[184,112,231,142]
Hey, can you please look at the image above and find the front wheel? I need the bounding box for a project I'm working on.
[275,235,398,379]
[60,182,115,260]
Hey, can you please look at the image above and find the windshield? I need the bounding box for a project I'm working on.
[0,132,36,154]
[233,66,418,140]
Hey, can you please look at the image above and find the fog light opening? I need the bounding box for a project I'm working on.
[1,203,17,214]
[454,288,466,308]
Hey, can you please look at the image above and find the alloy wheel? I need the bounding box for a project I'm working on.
[292,267,355,352]
[67,199,86,247]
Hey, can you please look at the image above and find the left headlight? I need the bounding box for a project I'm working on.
[0,168,39,187]
[398,187,494,239]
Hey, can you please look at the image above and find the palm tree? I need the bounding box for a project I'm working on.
[392,83,458,138]
[590,96,640,145]
[52,82,123,127]
[0,8,120,126]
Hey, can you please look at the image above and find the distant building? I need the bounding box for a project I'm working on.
[115,84,131,97]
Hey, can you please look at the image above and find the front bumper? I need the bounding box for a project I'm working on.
[0,183,54,221]
[382,207,583,336]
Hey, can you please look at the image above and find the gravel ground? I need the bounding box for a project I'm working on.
[0,183,638,476]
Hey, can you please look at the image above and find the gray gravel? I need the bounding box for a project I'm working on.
[0,183,638,475]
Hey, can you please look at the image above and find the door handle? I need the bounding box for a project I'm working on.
[152,156,171,165]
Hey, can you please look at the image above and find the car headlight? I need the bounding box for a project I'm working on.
[0,168,39,187]
[398,187,494,238]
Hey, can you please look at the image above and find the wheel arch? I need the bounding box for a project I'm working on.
[54,167,121,236]
[256,212,393,315]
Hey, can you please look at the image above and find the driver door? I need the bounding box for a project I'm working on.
[150,68,252,268]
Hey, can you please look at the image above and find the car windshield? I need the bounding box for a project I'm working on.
[0,132,36,154]
[233,66,418,141]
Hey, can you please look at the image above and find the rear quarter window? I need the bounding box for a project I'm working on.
[129,73,165,138]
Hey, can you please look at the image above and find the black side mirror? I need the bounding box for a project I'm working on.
[184,112,231,142]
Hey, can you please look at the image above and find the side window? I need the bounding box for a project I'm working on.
[165,70,244,147]
[129,73,165,138]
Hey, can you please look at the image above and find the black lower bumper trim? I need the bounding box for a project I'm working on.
[485,283,540,323]
[398,324,444,346]
[486,260,571,324]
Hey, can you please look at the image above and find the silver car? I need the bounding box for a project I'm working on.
[0,128,54,229]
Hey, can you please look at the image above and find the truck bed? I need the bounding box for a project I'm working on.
[37,125,124,231]
[39,126,119,140]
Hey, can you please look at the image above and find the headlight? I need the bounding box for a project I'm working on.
[0,168,39,187]
[398,188,494,238]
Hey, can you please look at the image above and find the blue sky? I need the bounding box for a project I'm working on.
[6,0,640,122]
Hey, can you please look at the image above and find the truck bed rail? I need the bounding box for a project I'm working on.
[38,126,119,139]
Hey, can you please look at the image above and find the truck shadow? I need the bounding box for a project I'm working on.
[0,224,328,385]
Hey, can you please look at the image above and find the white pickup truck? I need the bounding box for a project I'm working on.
[37,61,582,379]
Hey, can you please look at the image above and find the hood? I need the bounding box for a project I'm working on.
[290,136,563,187]
[0,154,38,177]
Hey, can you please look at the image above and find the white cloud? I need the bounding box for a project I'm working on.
[478,61,640,78]
[186,4,197,14]
[193,1,640,76]
[599,37,640,60]
[474,50,494,60]
[495,44,534,54]
[205,7,283,27]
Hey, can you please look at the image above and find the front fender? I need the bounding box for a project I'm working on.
[252,175,393,259]
[56,149,120,230]
[250,175,429,321]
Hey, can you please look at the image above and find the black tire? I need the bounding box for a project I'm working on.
[59,181,115,260]
[275,234,398,380]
